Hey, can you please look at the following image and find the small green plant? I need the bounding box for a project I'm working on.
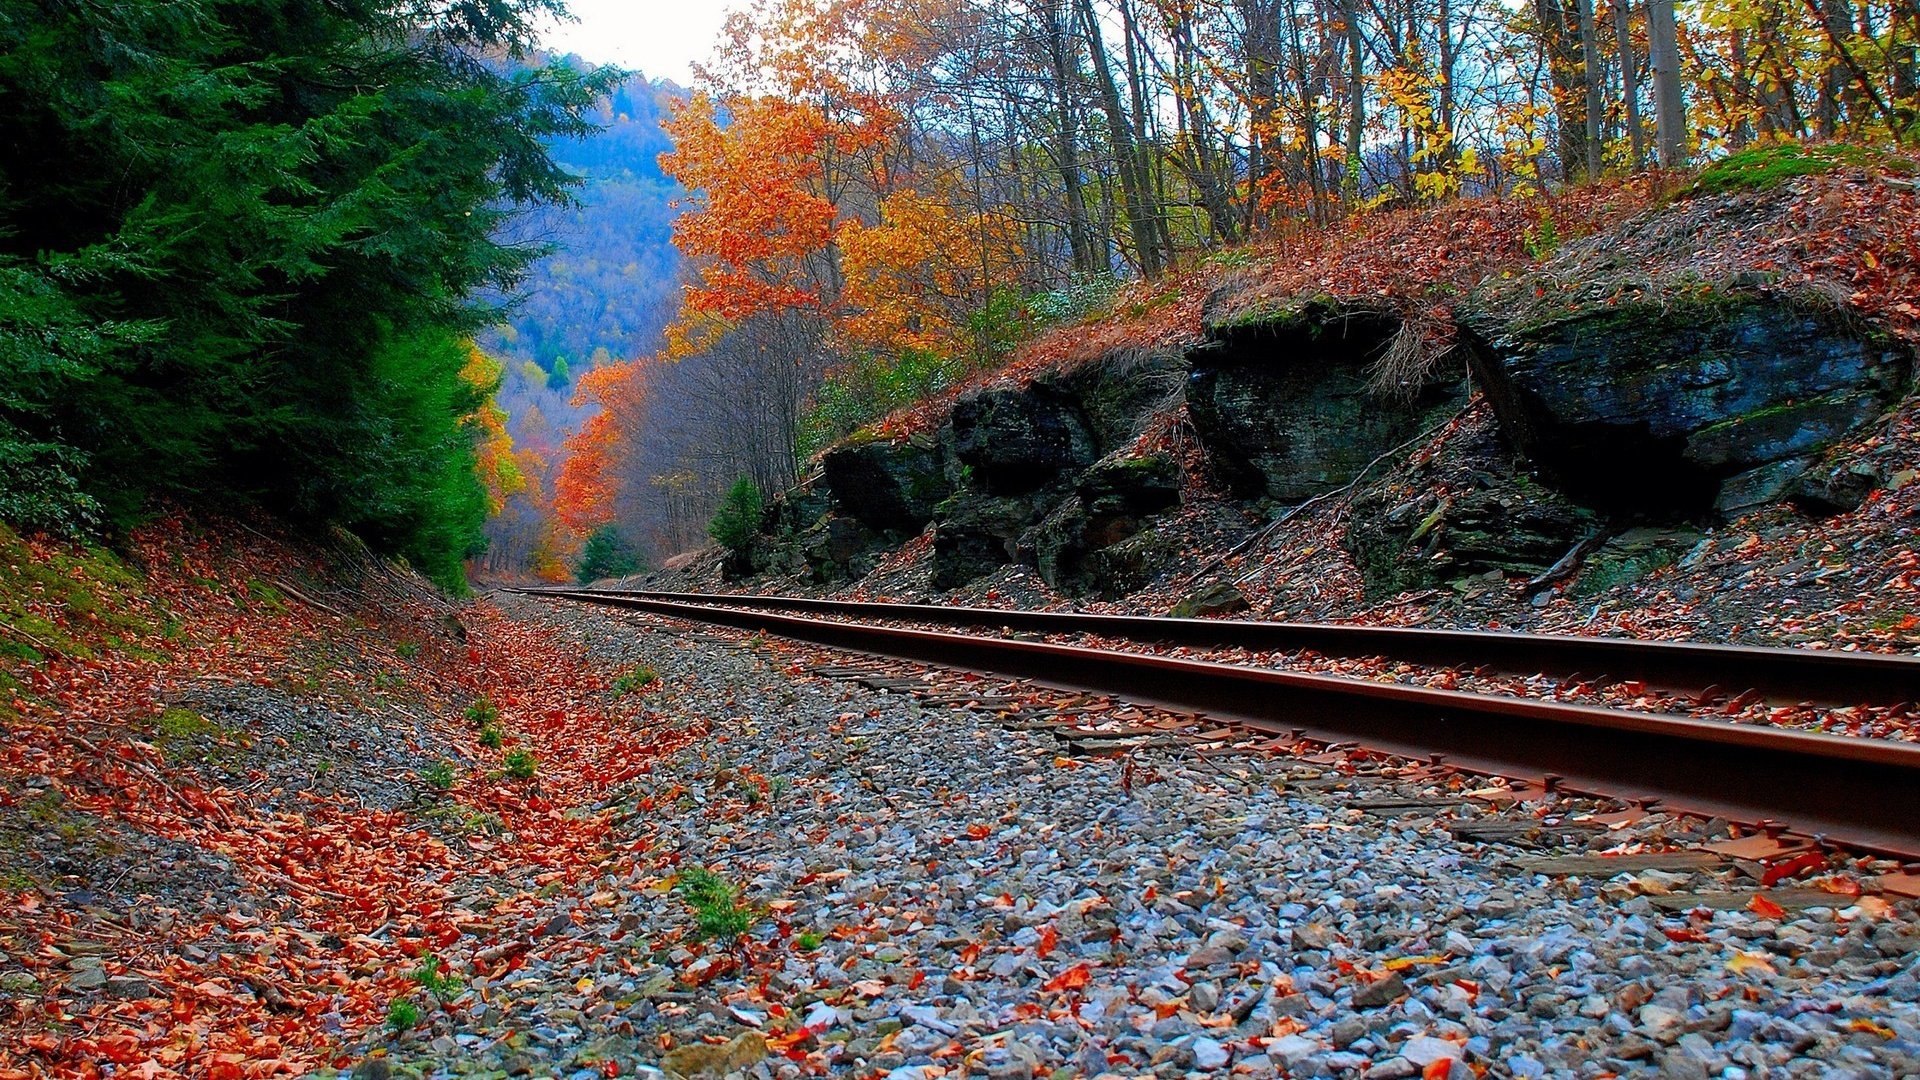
[676,866,756,943]
[769,776,791,801]
[410,955,463,1001]
[478,725,504,749]
[1523,206,1561,260]
[739,781,761,807]
[503,748,537,779]
[420,760,455,792]
[613,665,658,695]
[464,697,499,728]
[396,641,421,659]
[795,930,823,952]
[386,997,420,1032]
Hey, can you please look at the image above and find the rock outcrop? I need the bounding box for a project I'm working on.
[1033,454,1183,597]
[1188,300,1461,502]
[947,386,1097,495]
[1470,292,1911,519]
[1345,413,1599,596]
[820,437,950,534]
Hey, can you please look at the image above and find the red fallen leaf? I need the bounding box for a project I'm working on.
[1763,851,1827,887]
[1423,1060,1454,1080]
[1036,925,1058,959]
[1663,927,1709,943]
[1043,963,1092,992]
[958,942,983,966]
[1748,895,1787,919]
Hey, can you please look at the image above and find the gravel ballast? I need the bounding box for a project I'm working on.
[337,593,1920,1080]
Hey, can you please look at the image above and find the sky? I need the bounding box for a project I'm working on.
[539,0,731,85]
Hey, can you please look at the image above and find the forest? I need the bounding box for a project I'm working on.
[2,0,1915,589]
[534,0,1920,579]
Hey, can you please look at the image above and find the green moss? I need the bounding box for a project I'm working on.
[1687,142,1916,197]
[0,524,159,678]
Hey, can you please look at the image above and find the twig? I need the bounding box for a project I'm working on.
[1524,530,1607,593]
[0,621,56,653]
[269,577,347,619]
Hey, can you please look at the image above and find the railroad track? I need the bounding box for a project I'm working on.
[517,587,1920,860]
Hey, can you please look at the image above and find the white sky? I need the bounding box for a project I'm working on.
[539,1,732,85]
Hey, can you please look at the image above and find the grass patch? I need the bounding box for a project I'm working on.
[1687,142,1917,197]
[416,801,503,836]
[0,523,159,670]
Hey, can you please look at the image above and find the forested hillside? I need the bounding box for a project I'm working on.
[550,0,1920,576]
[472,66,689,583]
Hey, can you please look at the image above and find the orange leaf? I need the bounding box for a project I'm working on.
[1747,895,1786,919]
[1042,963,1092,993]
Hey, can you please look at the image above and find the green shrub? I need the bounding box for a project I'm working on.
[795,930,823,951]
[464,698,499,728]
[575,525,644,583]
[502,748,536,779]
[707,477,764,557]
[478,725,504,749]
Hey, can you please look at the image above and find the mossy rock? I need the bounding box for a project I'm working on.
[1468,291,1911,518]
[820,438,950,535]
[1187,299,1465,503]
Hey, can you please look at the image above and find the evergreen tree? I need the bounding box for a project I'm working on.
[707,477,764,561]
[0,0,618,589]
[574,525,642,583]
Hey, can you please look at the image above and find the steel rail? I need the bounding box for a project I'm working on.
[570,589,1920,707]
[523,589,1920,859]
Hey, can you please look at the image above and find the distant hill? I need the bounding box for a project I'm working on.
[482,67,685,382]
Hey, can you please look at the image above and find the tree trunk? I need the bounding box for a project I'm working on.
[1043,1,1100,274]
[1614,0,1646,168]
[1646,0,1687,167]
[1577,0,1605,178]
[1341,0,1366,197]
[1074,0,1163,276]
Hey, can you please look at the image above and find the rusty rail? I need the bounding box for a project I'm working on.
[564,589,1920,706]
[521,589,1920,859]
